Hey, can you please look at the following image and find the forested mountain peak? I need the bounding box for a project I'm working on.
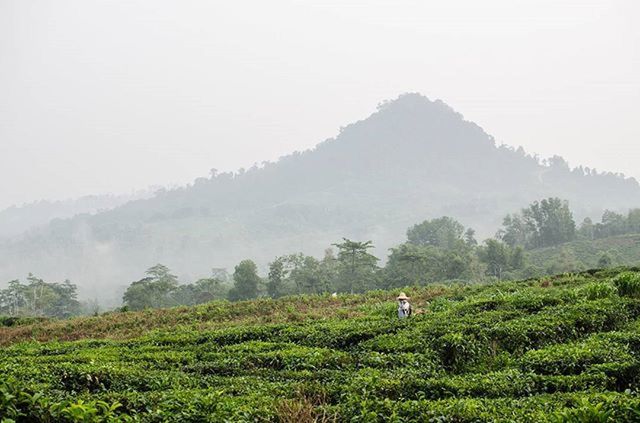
[0,93,638,301]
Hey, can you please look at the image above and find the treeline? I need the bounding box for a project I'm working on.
[0,275,80,318]
[499,198,640,249]
[118,198,585,309]
[6,197,640,315]
[121,265,228,311]
[578,209,640,241]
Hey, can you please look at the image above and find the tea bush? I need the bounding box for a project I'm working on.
[2,268,640,421]
[613,271,640,298]
[582,281,617,300]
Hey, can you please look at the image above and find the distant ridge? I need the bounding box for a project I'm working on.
[0,191,155,239]
[1,93,638,300]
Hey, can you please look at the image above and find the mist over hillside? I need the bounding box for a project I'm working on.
[1,93,639,302]
[0,191,155,239]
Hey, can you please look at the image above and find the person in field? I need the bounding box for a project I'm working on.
[397,292,412,318]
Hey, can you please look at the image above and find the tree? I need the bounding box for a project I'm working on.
[122,264,180,310]
[386,243,436,287]
[500,198,576,249]
[385,217,481,288]
[268,251,339,297]
[122,277,156,310]
[24,274,57,316]
[578,217,595,241]
[478,239,511,279]
[407,217,466,250]
[193,272,228,302]
[332,238,378,293]
[498,214,530,247]
[0,280,26,316]
[48,279,80,318]
[464,228,477,246]
[627,209,640,233]
[228,260,261,301]
[596,210,627,238]
[267,257,286,298]
[319,248,339,292]
[510,246,526,270]
[478,239,525,280]
[290,255,326,294]
[172,275,227,305]
[0,276,79,318]
[145,264,179,293]
[122,265,228,310]
[524,198,576,248]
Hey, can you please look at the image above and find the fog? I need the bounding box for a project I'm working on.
[1,0,639,210]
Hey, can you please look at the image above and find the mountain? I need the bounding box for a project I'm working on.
[1,93,639,301]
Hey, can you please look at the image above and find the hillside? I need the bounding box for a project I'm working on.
[0,191,154,239]
[1,93,639,300]
[2,267,640,421]
[527,234,640,271]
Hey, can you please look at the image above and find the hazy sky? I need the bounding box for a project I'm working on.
[1,0,638,210]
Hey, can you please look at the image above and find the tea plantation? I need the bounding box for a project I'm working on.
[3,268,640,422]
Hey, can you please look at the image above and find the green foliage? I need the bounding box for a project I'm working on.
[521,336,632,375]
[267,252,337,298]
[0,376,127,422]
[3,268,640,421]
[612,271,640,298]
[228,259,261,301]
[332,238,379,293]
[384,242,477,287]
[478,239,526,279]
[433,332,483,372]
[499,197,576,249]
[550,399,613,423]
[122,264,180,310]
[267,256,286,298]
[121,266,229,311]
[0,275,80,318]
[582,282,616,300]
[406,216,467,250]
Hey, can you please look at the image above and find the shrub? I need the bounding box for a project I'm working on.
[521,337,633,375]
[582,282,616,300]
[3,268,640,421]
[433,332,484,372]
[550,398,613,423]
[612,271,640,298]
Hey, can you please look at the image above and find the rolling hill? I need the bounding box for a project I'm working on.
[1,93,639,300]
[527,234,640,271]
[2,268,640,421]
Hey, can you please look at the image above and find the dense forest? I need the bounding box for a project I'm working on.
[0,94,639,304]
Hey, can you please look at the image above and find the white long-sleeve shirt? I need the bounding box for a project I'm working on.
[398,300,411,318]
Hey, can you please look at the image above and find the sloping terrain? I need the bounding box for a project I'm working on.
[1,93,639,300]
[2,267,640,421]
[527,234,640,270]
[0,192,153,239]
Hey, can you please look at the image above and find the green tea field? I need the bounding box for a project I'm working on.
[3,268,640,422]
